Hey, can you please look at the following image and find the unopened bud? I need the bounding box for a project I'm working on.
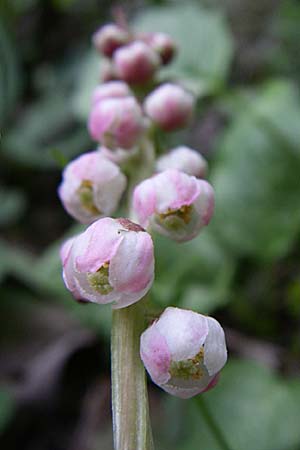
[92,81,131,105]
[58,151,126,224]
[144,83,194,131]
[114,41,160,84]
[140,307,227,398]
[61,217,154,308]
[156,146,207,178]
[146,32,176,65]
[133,169,214,242]
[92,24,130,57]
[88,96,145,149]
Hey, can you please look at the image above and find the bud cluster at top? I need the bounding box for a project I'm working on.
[57,18,228,399]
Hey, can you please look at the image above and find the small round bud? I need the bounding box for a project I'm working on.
[156,146,207,178]
[92,81,132,106]
[146,32,176,65]
[133,169,214,242]
[140,307,227,399]
[58,151,126,224]
[61,217,154,309]
[88,96,145,150]
[144,83,194,131]
[114,41,160,84]
[92,24,130,57]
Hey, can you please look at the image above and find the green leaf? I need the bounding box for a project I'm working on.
[162,360,300,450]
[0,390,15,434]
[152,229,234,313]
[133,2,234,95]
[2,91,90,168]
[211,80,300,260]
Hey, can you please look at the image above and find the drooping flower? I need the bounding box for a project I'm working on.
[88,96,145,149]
[144,83,194,131]
[133,169,214,242]
[61,217,154,309]
[92,24,130,57]
[58,151,126,224]
[156,146,207,178]
[140,307,227,398]
[114,41,160,84]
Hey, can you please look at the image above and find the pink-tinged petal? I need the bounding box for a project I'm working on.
[204,317,227,376]
[60,237,75,267]
[156,307,209,361]
[144,83,194,131]
[156,146,207,178]
[109,230,154,293]
[194,180,215,226]
[92,81,131,105]
[161,383,208,399]
[140,323,171,385]
[114,41,160,84]
[74,218,124,273]
[202,373,220,393]
[92,24,129,57]
[133,178,157,227]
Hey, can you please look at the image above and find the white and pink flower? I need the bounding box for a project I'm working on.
[140,307,227,398]
[92,81,132,105]
[133,169,214,242]
[114,41,160,84]
[144,83,194,131]
[156,146,207,178]
[61,217,154,308]
[88,96,145,149]
[58,151,126,224]
[92,24,130,57]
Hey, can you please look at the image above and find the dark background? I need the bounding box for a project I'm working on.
[1,0,300,449]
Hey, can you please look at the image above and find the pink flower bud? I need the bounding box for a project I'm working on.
[58,151,126,224]
[61,217,154,308]
[146,32,176,65]
[144,83,194,131]
[92,24,130,57]
[88,96,145,149]
[92,81,132,105]
[156,146,207,178]
[133,169,214,242]
[114,41,160,84]
[140,307,227,399]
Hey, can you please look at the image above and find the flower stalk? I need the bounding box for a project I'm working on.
[111,299,154,450]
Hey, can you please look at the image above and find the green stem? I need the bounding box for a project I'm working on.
[111,299,154,450]
[196,396,233,450]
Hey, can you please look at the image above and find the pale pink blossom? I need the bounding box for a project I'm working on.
[88,96,145,149]
[140,307,227,398]
[144,32,176,65]
[144,83,194,131]
[156,146,207,178]
[114,41,160,84]
[92,81,131,105]
[61,217,154,308]
[92,24,129,57]
[133,169,214,242]
[58,151,126,224]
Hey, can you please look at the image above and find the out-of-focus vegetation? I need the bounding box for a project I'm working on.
[1,1,300,449]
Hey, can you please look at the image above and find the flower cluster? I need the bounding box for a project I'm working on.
[58,20,227,398]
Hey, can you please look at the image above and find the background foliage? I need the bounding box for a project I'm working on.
[1,0,300,449]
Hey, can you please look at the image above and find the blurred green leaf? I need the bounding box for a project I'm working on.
[211,79,300,260]
[162,360,300,450]
[0,390,15,434]
[152,229,234,313]
[2,91,90,168]
[0,20,21,127]
[134,2,234,95]
[0,187,26,227]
